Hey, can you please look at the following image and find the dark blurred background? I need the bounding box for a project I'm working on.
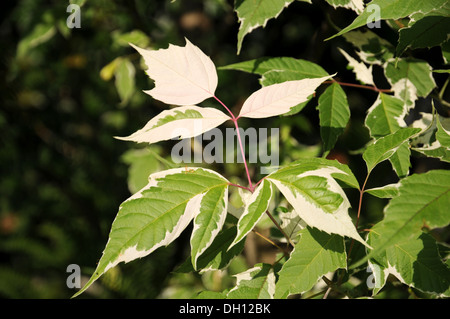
[1,0,448,298]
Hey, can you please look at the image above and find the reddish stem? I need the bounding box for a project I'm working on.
[325,80,392,93]
[213,95,253,190]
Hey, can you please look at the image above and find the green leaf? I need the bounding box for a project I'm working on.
[112,29,150,48]
[384,58,436,109]
[328,0,449,40]
[388,142,412,178]
[100,58,121,81]
[234,0,311,54]
[317,82,351,154]
[116,105,230,144]
[230,180,273,248]
[357,169,450,268]
[364,93,413,177]
[413,143,450,163]
[441,39,450,64]
[275,227,346,298]
[365,183,400,199]
[267,161,367,246]
[227,263,276,299]
[325,0,364,13]
[362,127,420,173]
[436,116,450,148]
[365,93,405,138]
[409,2,450,21]
[219,57,328,83]
[433,69,450,73]
[114,58,135,105]
[194,291,227,299]
[16,22,56,58]
[397,16,450,56]
[289,157,360,189]
[121,147,163,194]
[73,167,229,297]
[368,232,450,297]
[177,225,246,273]
[191,185,229,269]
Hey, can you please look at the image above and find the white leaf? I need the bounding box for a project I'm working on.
[130,38,218,105]
[116,105,230,144]
[338,48,374,86]
[238,75,334,119]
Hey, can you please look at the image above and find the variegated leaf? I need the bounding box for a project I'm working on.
[267,163,368,247]
[116,105,230,144]
[73,167,229,297]
[230,180,274,249]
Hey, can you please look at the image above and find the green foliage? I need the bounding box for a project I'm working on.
[3,0,449,300]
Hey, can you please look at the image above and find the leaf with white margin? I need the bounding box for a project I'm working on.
[367,229,450,297]
[365,94,413,177]
[267,163,369,247]
[72,167,229,298]
[238,75,334,119]
[279,209,305,242]
[190,184,228,270]
[353,169,450,269]
[229,180,274,249]
[289,157,360,190]
[342,30,395,65]
[338,48,374,85]
[234,0,312,54]
[410,112,436,147]
[275,227,347,298]
[362,127,420,173]
[227,263,276,299]
[365,93,406,138]
[365,182,400,199]
[384,58,436,110]
[325,0,364,13]
[327,0,449,40]
[116,105,230,144]
[130,38,218,105]
[413,141,450,163]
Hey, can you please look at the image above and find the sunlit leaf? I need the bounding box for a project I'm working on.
[238,75,333,119]
[328,0,449,40]
[230,180,273,248]
[362,128,420,173]
[355,170,450,268]
[227,263,276,299]
[267,163,368,246]
[73,168,229,297]
[338,48,374,85]
[116,105,230,144]
[131,38,218,105]
[368,232,450,297]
